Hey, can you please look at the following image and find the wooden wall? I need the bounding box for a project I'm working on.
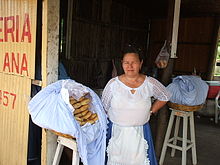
[60,0,219,86]
[60,0,149,88]
[148,16,217,79]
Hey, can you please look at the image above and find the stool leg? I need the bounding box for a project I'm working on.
[190,112,197,165]
[159,111,175,165]
[72,150,79,165]
[171,116,180,157]
[182,115,188,165]
[52,143,64,165]
[215,104,219,124]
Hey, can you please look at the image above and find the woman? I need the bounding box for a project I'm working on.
[101,46,171,165]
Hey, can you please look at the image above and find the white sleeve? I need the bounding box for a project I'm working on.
[148,77,171,101]
[101,78,115,112]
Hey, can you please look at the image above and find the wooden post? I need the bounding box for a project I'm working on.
[65,0,74,59]
[155,0,181,159]
[41,0,60,164]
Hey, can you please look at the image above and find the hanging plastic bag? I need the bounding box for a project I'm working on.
[155,40,170,69]
[111,59,118,78]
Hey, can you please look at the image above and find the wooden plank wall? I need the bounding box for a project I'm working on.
[61,0,149,88]
[148,16,217,79]
[60,0,220,85]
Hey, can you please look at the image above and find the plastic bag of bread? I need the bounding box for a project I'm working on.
[28,79,108,165]
[59,80,103,129]
[155,40,170,69]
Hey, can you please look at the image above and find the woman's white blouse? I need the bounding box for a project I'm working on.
[101,76,171,126]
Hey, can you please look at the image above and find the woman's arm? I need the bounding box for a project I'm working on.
[150,100,168,114]
[101,78,115,113]
[148,77,171,114]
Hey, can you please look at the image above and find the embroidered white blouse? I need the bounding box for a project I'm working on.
[102,76,171,126]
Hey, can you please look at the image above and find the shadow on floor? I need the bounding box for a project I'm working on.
[162,114,220,165]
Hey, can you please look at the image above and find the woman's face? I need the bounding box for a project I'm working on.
[122,53,143,77]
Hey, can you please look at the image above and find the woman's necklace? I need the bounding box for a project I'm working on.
[123,75,141,89]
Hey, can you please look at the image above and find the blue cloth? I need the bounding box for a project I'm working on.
[106,120,158,165]
[28,62,70,163]
[58,62,70,80]
[28,80,108,165]
[167,75,208,106]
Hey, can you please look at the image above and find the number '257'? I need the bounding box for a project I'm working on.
[0,90,16,109]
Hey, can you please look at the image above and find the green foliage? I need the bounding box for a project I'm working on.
[217,41,220,59]
[214,40,220,76]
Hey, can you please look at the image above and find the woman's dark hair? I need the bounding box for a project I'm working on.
[121,44,143,61]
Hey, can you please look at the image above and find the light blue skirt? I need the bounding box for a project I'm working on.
[106,120,158,165]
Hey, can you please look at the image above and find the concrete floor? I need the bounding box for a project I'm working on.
[161,100,220,165]
[59,99,220,165]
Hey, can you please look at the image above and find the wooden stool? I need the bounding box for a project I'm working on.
[52,136,79,165]
[159,108,197,165]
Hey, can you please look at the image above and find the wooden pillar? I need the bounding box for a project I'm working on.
[206,17,220,80]
[41,0,60,164]
[65,0,74,59]
[155,0,181,158]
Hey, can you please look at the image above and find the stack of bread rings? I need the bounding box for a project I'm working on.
[69,95,98,126]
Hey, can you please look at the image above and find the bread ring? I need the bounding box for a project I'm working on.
[69,96,76,101]
[88,113,97,120]
[86,115,98,125]
[81,111,92,119]
[74,112,83,118]
[70,96,77,100]
[79,121,86,126]
[79,96,85,102]
[73,102,81,109]
[70,99,77,105]
[86,119,95,124]
[157,61,162,68]
[75,116,82,121]
[92,115,98,122]
[162,60,168,68]
[74,108,83,114]
[74,104,89,114]
[80,98,90,105]
[80,104,89,111]
[81,109,89,116]
[87,120,95,124]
